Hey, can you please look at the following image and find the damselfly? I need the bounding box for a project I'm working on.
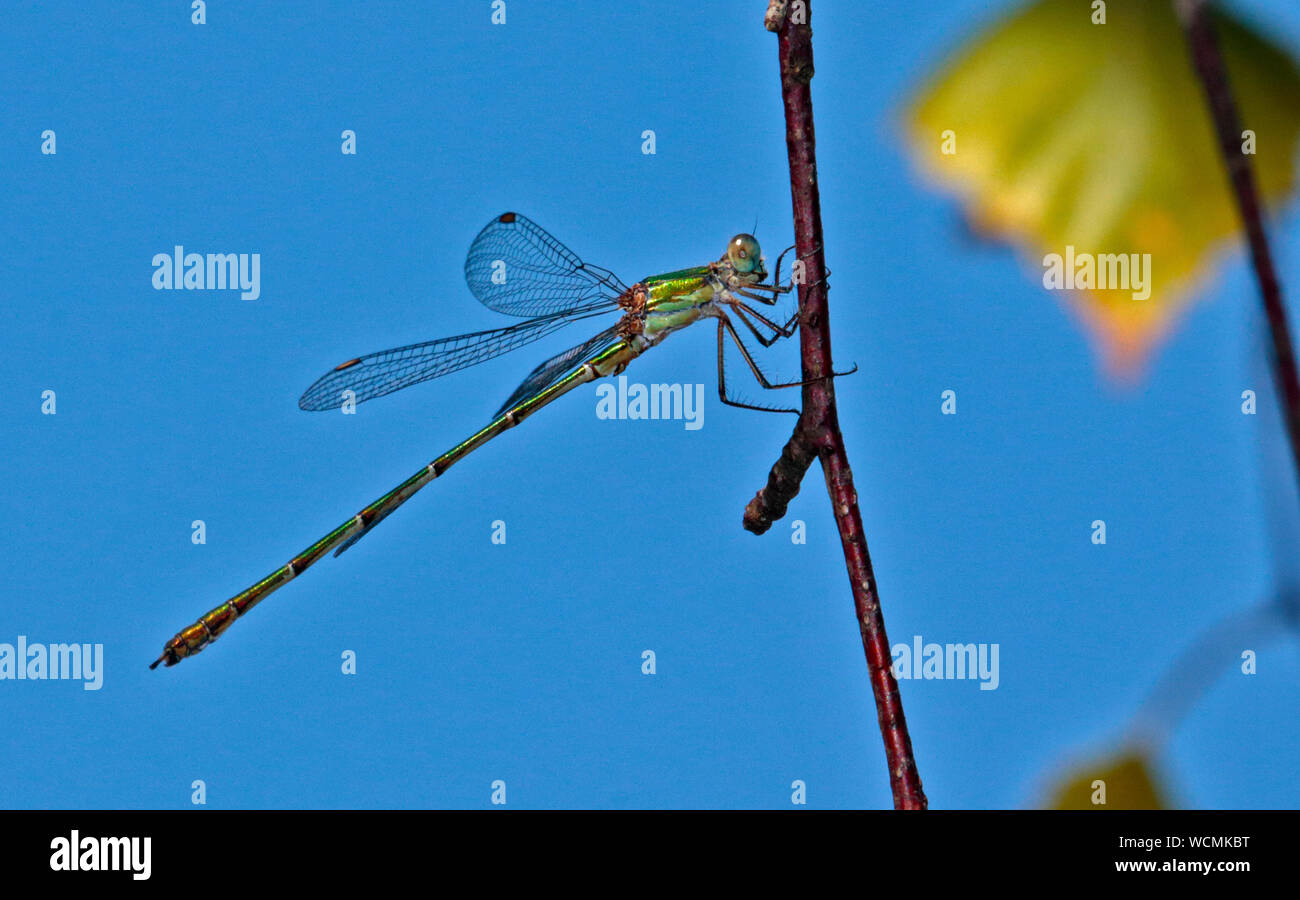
[151,212,810,668]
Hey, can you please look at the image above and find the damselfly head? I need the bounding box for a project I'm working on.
[727,233,764,276]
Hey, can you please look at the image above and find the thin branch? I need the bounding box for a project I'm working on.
[1175,0,1300,498]
[753,0,927,809]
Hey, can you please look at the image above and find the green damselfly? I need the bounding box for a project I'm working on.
[151,212,807,669]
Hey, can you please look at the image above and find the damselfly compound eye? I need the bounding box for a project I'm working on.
[728,234,761,274]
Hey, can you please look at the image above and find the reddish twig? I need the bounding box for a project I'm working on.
[751,1,926,809]
[1175,0,1300,498]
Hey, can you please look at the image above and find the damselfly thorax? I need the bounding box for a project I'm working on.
[616,235,772,350]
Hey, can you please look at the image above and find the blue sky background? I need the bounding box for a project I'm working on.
[2,0,1298,809]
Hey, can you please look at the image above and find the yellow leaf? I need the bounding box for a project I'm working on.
[905,0,1300,375]
[1047,750,1169,809]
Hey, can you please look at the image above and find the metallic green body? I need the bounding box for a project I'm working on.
[152,262,734,668]
[642,267,716,338]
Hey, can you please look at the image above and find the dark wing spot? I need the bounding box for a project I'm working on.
[498,212,517,223]
[333,358,362,371]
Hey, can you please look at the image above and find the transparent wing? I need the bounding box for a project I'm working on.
[493,324,624,417]
[298,308,611,411]
[464,212,631,318]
